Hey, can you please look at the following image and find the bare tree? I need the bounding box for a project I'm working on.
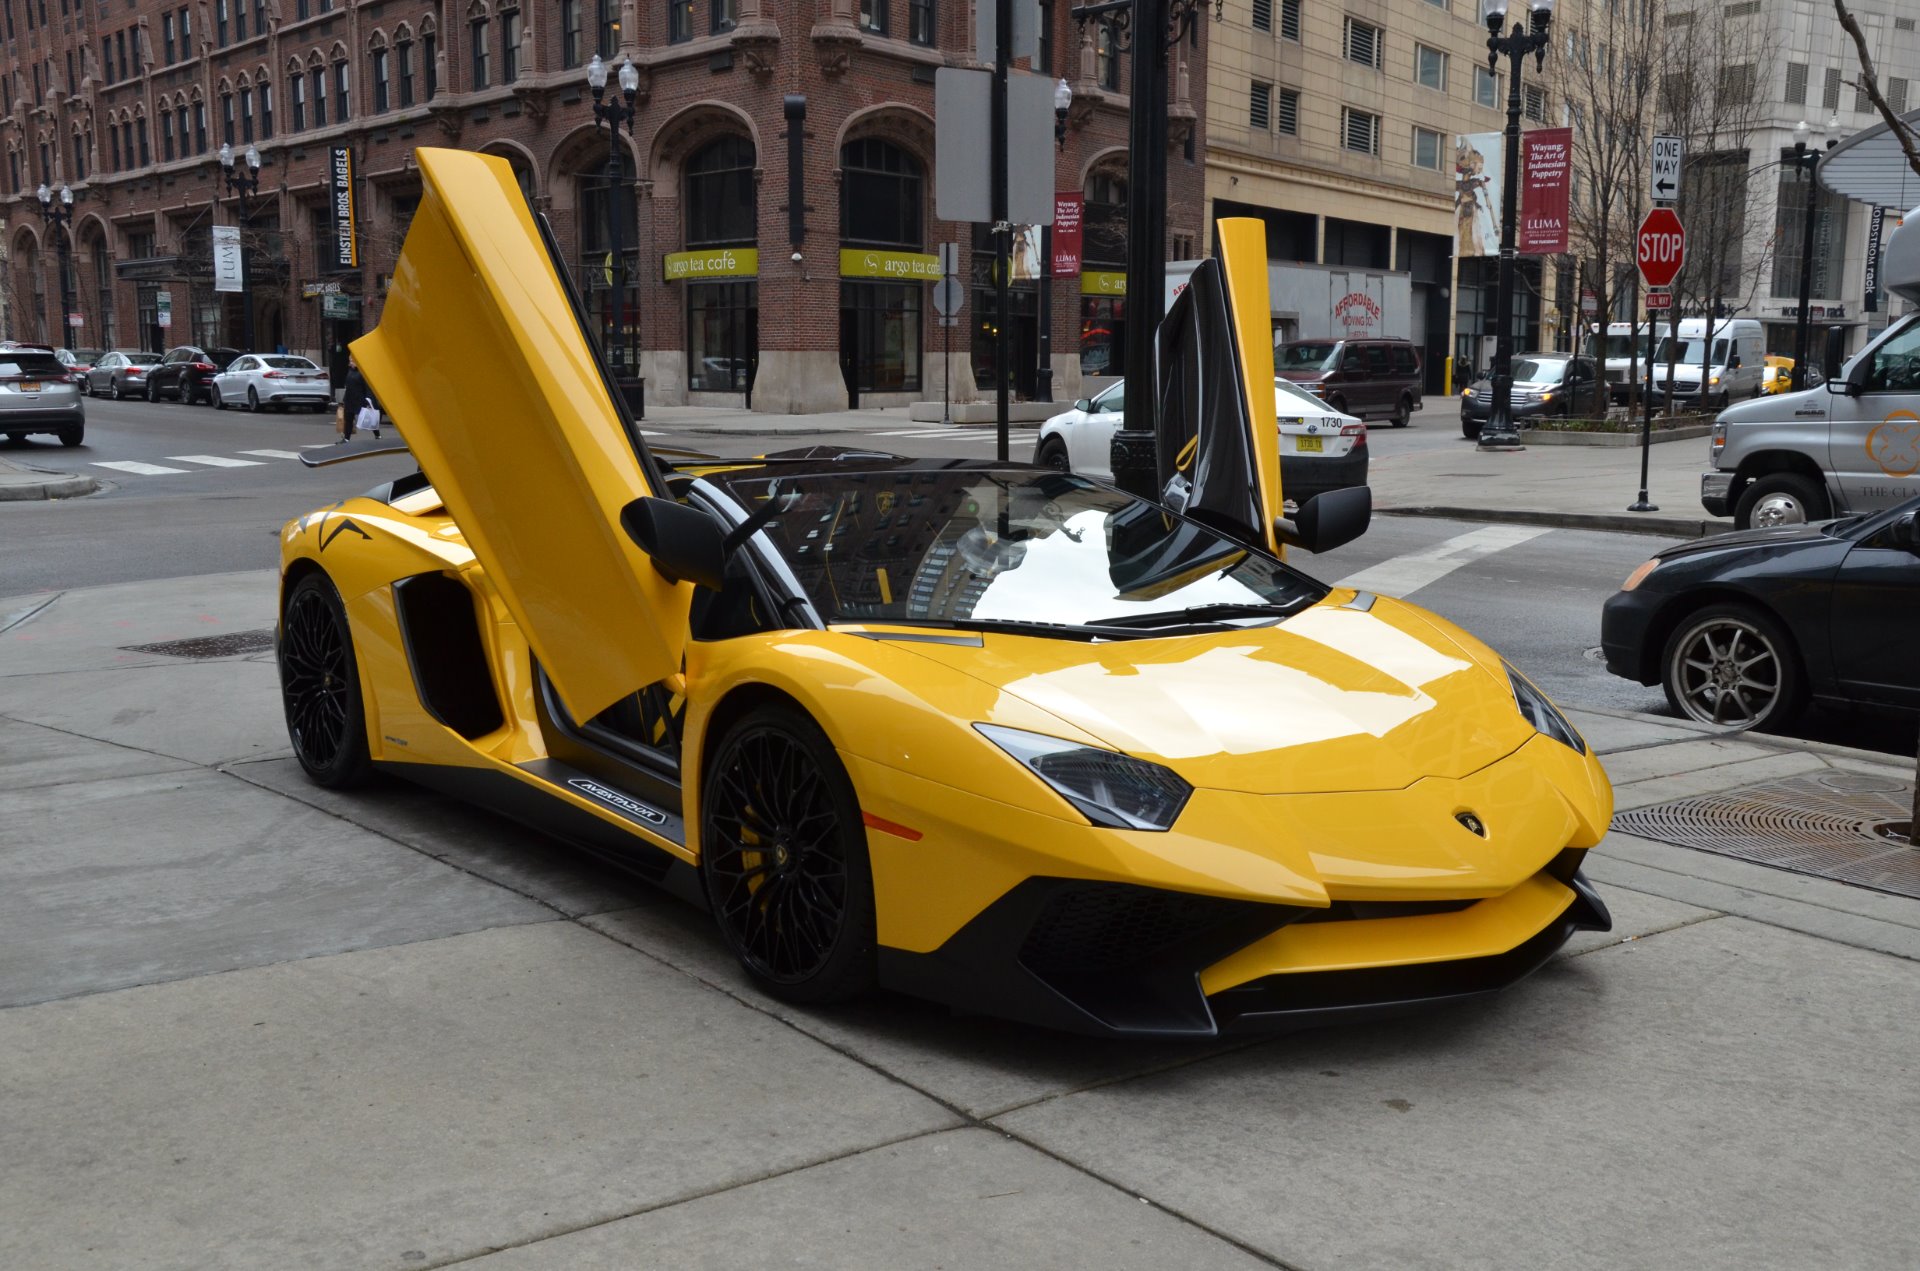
[1833,0,1920,182]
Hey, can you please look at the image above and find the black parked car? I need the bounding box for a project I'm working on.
[145,345,242,404]
[1601,496,1920,730]
[1460,354,1602,439]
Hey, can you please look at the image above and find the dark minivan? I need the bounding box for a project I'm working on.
[1275,338,1424,426]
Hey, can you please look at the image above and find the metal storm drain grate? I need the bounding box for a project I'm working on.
[122,628,276,659]
[1613,771,1920,900]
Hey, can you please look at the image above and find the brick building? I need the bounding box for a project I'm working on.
[1,0,1207,412]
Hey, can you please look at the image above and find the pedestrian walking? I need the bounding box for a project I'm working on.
[337,356,381,443]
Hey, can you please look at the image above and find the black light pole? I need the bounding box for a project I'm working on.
[588,54,641,401]
[1476,0,1555,451]
[1075,0,1216,497]
[35,183,77,351]
[219,143,263,353]
[1787,118,1838,391]
[1036,77,1071,407]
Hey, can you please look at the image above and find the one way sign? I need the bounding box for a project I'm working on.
[1651,134,1684,203]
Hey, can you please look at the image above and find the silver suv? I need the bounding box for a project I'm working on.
[0,343,85,447]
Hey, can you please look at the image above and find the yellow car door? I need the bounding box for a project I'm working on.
[1152,218,1285,556]
[352,147,693,724]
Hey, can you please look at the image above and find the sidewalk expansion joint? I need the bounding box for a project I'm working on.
[0,590,62,634]
[1560,907,1729,960]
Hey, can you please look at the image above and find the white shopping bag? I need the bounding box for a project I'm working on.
[354,404,382,432]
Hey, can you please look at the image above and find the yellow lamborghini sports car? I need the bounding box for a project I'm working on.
[278,149,1612,1038]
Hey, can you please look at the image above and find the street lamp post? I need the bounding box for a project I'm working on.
[1476,0,1556,451]
[1788,118,1839,392]
[587,54,642,411]
[219,142,263,354]
[1036,77,1072,406]
[35,184,76,351]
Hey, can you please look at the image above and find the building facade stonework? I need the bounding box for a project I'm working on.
[2,0,1207,411]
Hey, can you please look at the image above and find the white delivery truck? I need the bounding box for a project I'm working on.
[1590,321,1659,403]
[1648,317,1767,408]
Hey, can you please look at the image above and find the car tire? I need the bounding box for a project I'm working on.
[210,385,225,410]
[1390,393,1412,428]
[1661,603,1804,732]
[1037,436,1071,472]
[700,702,877,1006]
[249,387,262,413]
[1461,415,1481,440]
[59,427,83,448]
[1328,394,1349,418]
[279,571,374,789]
[144,379,156,402]
[1734,473,1828,531]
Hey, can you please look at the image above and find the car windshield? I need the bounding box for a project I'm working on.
[0,352,65,377]
[719,467,1326,635]
[1277,343,1339,372]
[127,353,161,365]
[1655,337,1730,366]
[1512,358,1569,383]
[263,356,317,369]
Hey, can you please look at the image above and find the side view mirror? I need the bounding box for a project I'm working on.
[1073,398,1092,412]
[1275,485,1371,555]
[1890,512,1920,551]
[619,496,727,590]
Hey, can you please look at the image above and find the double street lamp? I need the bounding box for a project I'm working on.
[219,142,263,354]
[586,53,642,402]
[1788,117,1840,392]
[1476,0,1556,451]
[35,183,76,351]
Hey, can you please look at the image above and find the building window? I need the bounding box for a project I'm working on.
[240,87,254,141]
[686,136,757,246]
[687,282,757,394]
[1823,65,1841,112]
[292,74,306,131]
[597,0,618,56]
[110,126,122,171]
[372,48,390,111]
[713,0,738,33]
[117,32,129,80]
[424,32,438,98]
[1415,44,1446,91]
[1251,0,1270,34]
[1475,65,1497,109]
[860,0,886,33]
[1523,83,1547,122]
[501,4,521,82]
[1718,62,1754,107]
[216,0,228,46]
[1853,78,1871,114]
[471,14,490,88]
[841,281,921,394]
[561,1,582,67]
[163,13,175,63]
[578,154,639,376]
[236,0,248,40]
[93,241,115,349]
[908,0,931,44]
[222,91,235,145]
[176,104,190,150]
[842,137,924,247]
[194,101,208,152]
[1413,126,1442,170]
[162,111,175,159]
[1785,61,1807,106]
[669,0,692,41]
[1096,24,1119,90]
[138,118,149,166]
[1892,77,1910,114]
[260,81,273,138]
[1342,107,1380,155]
[180,6,192,54]
[1278,0,1299,40]
[1250,81,1271,131]
[1275,86,1298,135]
[1344,18,1381,70]
[312,67,327,126]
[70,131,86,181]
[334,60,351,121]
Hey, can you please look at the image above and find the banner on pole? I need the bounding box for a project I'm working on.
[1864,207,1886,313]
[1051,193,1082,277]
[212,225,244,294]
[327,146,358,271]
[1519,128,1573,255]
[1454,133,1505,257]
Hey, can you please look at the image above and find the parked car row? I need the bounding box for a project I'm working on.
[60,346,336,412]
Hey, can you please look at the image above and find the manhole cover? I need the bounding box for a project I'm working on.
[1613,771,1920,900]
[122,628,276,659]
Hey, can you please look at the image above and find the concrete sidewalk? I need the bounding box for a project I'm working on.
[3,570,1917,1270]
[0,455,96,501]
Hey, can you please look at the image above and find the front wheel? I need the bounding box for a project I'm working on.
[279,572,373,788]
[1662,603,1803,731]
[1390,394,1412,427]
[1735,473,1828,530]
[1037,436,1071,472]
[144,380,156,402]
[1461,415,1481,440]
[701,703,876,1005]
[210,385,224,410]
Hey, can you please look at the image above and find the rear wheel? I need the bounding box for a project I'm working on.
[249,387,262,412]
[1328,394,1349,418]
[279,572,373,788]
[144,379,156,402]
[1734,473,1827,530]
[1037,436,1071,472]
[701,703,877,1005]
[1662,603,1803,731]
[210,385,225,410]
[59,427,83,447]
[1390,393,1412,427]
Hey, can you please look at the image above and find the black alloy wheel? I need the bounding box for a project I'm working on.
[279,572,372,787]
[1037,437,1071,472]
[701,704,876,1004]
[1661,603,1804,731]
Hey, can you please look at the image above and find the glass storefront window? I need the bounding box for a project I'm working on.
[842,282,922,392]
[688,282,757,393]
[1083,172,1127,266]
[1080,296,1124,376]
[842,139,923,247]
[686,137,756,247]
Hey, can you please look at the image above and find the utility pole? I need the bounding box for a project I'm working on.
[993,0,1012,460]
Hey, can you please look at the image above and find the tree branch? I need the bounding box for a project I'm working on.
[1834,0,1920,184]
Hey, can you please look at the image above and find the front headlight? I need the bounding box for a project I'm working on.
[1504,662,1586,755]
[975,724,1192,831]
[1620,558,1660,592]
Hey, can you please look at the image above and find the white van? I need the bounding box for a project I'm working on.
[1648,318,1766,408]
[1588,321,1660,403]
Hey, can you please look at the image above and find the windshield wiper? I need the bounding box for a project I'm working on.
[1087,601,1304,629]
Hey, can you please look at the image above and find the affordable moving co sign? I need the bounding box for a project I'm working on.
[328,146,358,272]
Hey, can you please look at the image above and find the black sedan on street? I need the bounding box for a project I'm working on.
[145,345,242,404]
[1602,497,1920,730]
[1460,354,1602,439]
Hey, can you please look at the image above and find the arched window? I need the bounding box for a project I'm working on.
[221,86,235,146]
[394,26,416,107]
[421,16,440,99]
[332,45,352,122]
[1083,170,1127,265]
[308,55,327,128]
[468,3,490,90]
[499,1,521,84]
[685,137,756,247]
[841,138,923,248]
[161,101,176,159]
[369,32,391,112]
[258,74,274,139]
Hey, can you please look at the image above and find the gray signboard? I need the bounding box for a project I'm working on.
[933,68,1056,227]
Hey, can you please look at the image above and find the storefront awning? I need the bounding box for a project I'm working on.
[1819,111,1920,212]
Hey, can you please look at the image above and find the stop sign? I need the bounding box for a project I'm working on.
[1637,209,1686,288]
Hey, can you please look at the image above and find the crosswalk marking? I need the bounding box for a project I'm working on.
[1331,525,1553,599]
[92,460,191,476]
[168,454,266,468]
[239,449,307,459]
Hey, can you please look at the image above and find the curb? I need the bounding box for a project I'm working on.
[0,469,99,501]
[676,426,870,439]
[1380,505,1732,539]
[1572,703,1915,771]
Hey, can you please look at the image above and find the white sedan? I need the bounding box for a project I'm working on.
[210,354,334,413]
[1035,376,1369,503]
